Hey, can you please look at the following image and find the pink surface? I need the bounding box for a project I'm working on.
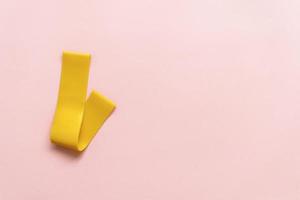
[1,0,300,199]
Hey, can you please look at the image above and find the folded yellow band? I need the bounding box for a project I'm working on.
[50,51,115,151]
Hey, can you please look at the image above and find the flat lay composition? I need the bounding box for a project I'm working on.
[0,0,300,199]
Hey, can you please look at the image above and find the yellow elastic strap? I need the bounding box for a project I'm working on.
[50,51,115,151]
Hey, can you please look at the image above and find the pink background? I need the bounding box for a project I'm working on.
[1,0,300,199]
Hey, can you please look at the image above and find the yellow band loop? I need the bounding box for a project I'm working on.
[50,51,115,151]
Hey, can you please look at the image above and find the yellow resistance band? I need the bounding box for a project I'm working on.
[50,51,116,151]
